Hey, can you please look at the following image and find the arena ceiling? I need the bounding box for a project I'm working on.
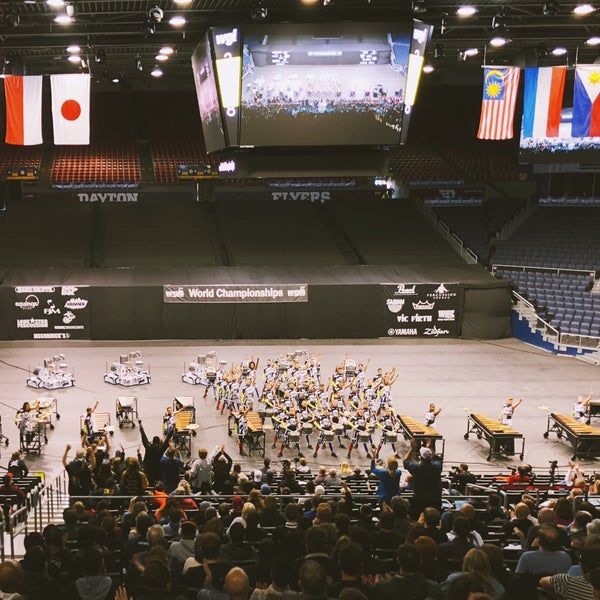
[0,0,598,88]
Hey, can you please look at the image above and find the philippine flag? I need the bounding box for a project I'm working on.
[521,66,566,139]
[4,75,43,146]
[572,65,600,138]
[51,73,91,145]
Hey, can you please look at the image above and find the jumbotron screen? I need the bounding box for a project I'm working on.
[191,32,227,153]
[239,22,414,147]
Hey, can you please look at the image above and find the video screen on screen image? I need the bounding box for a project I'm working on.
[191,33,227,153]
[239,22,412,147]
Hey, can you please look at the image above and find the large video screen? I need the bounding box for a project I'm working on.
[191,33,227,153]
[239,22,413,147]
[519,66,600,165]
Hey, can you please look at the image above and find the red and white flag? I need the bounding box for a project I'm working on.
[477,66,520,140]
[51,73,90,145]
[4,75,43,146]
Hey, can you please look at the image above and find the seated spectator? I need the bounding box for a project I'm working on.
[438,517,476,563]
[524,507,569,551]
[504,503,534,540]
[325,469,343,489]
[515,524,572,576]
[0,560,25,600]
[297,560,333,600]
[389,496,411,541]
[445,573,493,600]
[328,541,372,598]
[372,543,441,600]
[482,494,509,524]
[162,508,184,540]
[168,520,197,566]
[450,464,477,496]
[418,507,448,546]
[64,546,114,600]
[137,559,187,600]
[249,560,290,600]
[219,522,257,563]
[0,474,26,505]
[441,548,504,599]
[413,536,450,584]
[370,510,403,550]
[258,495,285,529]
[223,567,250,600]
[21,545,62,600]
[540,544,600,599]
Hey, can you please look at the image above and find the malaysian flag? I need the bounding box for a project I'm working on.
[477,66,520,140]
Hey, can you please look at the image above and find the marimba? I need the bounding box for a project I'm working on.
[465,413,525,461]
[246,411,266,457]
[397,415,445,458]
[544,413,600,460]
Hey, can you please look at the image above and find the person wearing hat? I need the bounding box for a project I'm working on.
[403,438,443,520]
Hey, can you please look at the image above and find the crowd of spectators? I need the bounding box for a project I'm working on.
[3,424,600,600]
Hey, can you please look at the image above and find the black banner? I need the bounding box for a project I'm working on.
[14,285,90,340]
[381,283,458,338]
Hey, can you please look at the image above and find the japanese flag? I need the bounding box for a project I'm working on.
[4,75,43,146]
[51,74,90,145]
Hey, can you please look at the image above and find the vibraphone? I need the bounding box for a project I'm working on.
[544,413,600,459]
[465,413,525,461]
[397,415,445,458]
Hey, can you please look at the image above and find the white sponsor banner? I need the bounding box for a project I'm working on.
[164,284,308,304]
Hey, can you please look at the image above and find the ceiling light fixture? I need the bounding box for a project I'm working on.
[169,15,186,27]
[55,13,73,24]
[155,53,169,61]
[66,45,81,54]
[151,66,163,78]
[422,63,434,73]
[456,5,477,17]
[159,46,174,56]
[68,54,81,64]
[46,0,65,6]
[586,36,600,45]
[552,46,568,56]
[573,3,596,15]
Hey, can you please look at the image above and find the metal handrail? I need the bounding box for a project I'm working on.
[492,264,596,278]
[7,504,28,559]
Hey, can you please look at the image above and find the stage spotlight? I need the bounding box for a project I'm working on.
[5,13,20,28]
[148,6,163,22]
[543,1,560,15]
[251,0,268,21]
[412,0,427,13]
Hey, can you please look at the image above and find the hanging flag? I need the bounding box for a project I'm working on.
[50,73,91,145]
[4,75,43,146]
[572,65,600,138]
[477,66,520,140]
[521,66,566,138]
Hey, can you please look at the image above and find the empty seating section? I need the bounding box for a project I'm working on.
[97,203,219,268]
[429,198,526,261]
[0,145,42,178]
[492,206,600,337]
[495,269,600,336]
[51,96,140,184]
[214,200,345,266]
[0,200,92,268]
[492,207,600,271]
[144,93,216,184]
[388,142,460,183]
[328,200,468,265]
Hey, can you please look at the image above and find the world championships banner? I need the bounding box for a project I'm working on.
[382,283,458,337]
[14,285,90,340]
[164,284,308,304]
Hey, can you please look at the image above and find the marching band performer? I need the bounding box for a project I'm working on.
[499,397,523,454]
[276,408,302,458]
[235,407,251,456]
[15,401,38,449]
[346,407,374,459]
[299,402,315,449]
[375,408,401,459]
[163,406,176,436]
[425,403,442,427]
[573,392,593,423]
[312,409,338,459]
